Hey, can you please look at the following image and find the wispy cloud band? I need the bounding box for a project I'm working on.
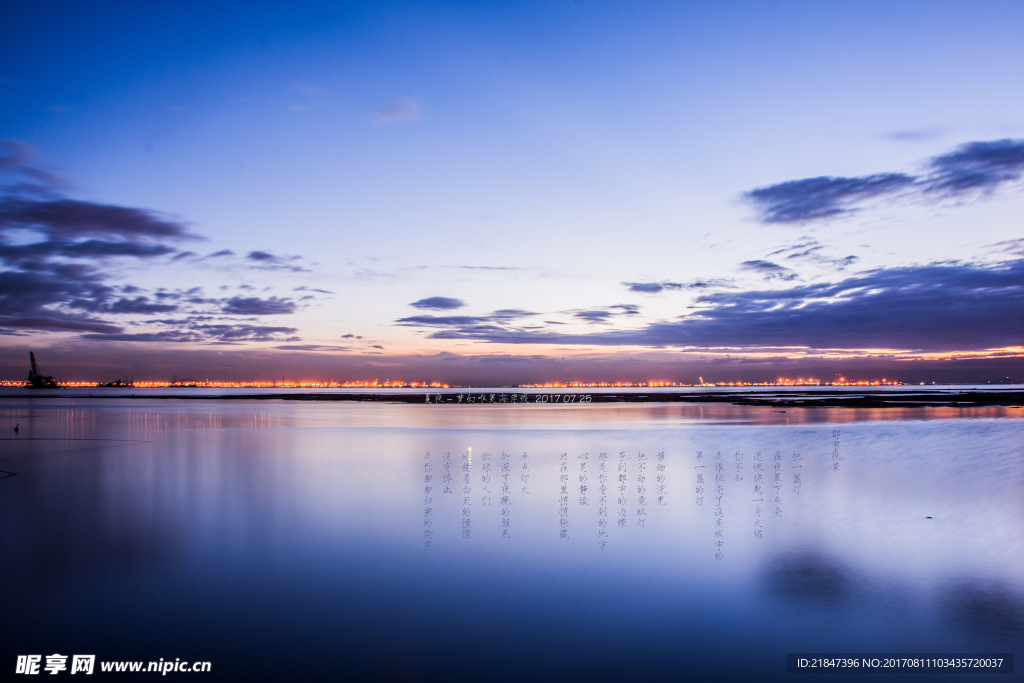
[397,259,1024,352]
[746,139,1024,224]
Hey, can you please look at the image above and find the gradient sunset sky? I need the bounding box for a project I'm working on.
[2,0,1023,384]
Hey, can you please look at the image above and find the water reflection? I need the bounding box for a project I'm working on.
[1,397,1022,681]
[765,553,854,606]
[944,582,1024,640]
[1,440,178,590]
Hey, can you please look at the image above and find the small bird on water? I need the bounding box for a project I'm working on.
[13,423,19,433]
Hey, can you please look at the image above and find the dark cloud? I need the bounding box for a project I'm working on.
[84,324,300,344]
[399,315,500,327]
[574,310,614,322]
[245,250,308,272]
[247,250,278,262]
[81,330,204,343]
[491,309,535,318]
[208,249,234,258]
[685,278,736,289]
[399,310,537,327]
[745,173,914,223]
[0,151,205,335]
[990,238,1024,256]
[62,240,178,258]
[109,297,179,314]
[625,281,683,294]
[0,140,309,341]
[221,296,297,316]
[766,240,859,270]
[744,139,1024,224]
[294,285,334,294]
[396,310,538,339]
[624,279,735,294]
[195,325,299,342]
[0,264,122,333]
[0,314,121,334]
[572,304,641,323]
[410,296,466,310]
[740,260,799,281]
[0,198,196,241]
[273,344,351,351]
[768,240,821,259]
[923,139,1024,196]
[154,288,199,301]
[395,259,1024,352]
[0,240,176,263]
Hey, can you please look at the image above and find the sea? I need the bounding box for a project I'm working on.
[1,388,1021,681]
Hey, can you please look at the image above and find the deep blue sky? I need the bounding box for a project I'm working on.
[2,1,1023,382]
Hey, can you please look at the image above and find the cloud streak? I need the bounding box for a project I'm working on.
[396,259,1024,352]
[766,240,858,269]
[396,309,539,339]
[739,260,799,281]
[410,296,466,310]
[625,281,683,294]
[624,279,735,293]
[924,139,1024,195]
[83,323,301,344]
[0,198,196,241]
[745,139,1024,224]
[0,140,309,343]
[245,250,308,272]
[374,98,422,124]
[747,173,914,223]
[221,296,297,316]
[571,304,640,323]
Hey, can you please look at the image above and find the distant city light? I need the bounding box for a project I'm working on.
[5,377,1002,389]
[0,379,450,389]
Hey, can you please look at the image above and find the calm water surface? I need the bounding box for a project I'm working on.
[1,398,1021,681]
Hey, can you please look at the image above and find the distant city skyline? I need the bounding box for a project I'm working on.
[2,1,1023,383]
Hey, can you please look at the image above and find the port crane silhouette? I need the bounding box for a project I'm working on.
[26,352,59,389]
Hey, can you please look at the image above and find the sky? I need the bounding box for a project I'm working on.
[1,0,1023,384]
